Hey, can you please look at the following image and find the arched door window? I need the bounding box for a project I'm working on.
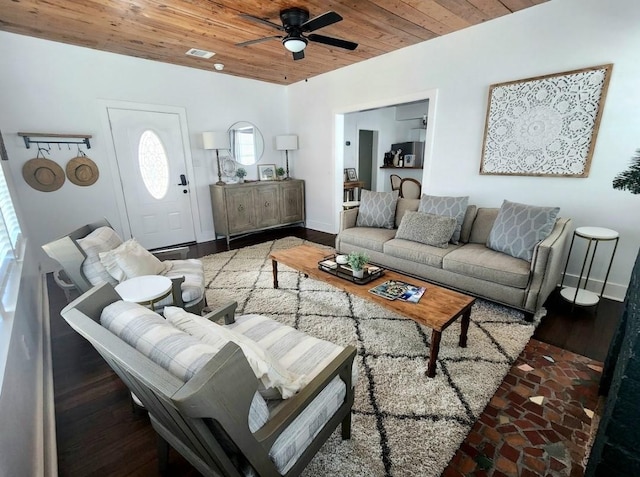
[138,130,169,199]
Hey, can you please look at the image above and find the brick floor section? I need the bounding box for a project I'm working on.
[442,339,602,477]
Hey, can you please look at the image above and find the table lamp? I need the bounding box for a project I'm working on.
[275,135,298,180]
[202,131,230,185]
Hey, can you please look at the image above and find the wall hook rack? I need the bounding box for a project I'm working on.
[17,132,92,149]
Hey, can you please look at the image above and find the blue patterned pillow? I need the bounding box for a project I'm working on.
[487,200,560,262]
[356,190,399,229]
[418,195,469,244]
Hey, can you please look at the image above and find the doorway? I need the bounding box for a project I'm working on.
[107,107,196,250]
[358,130,376,192]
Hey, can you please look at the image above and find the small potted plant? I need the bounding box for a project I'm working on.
[347,251,368,279]
[235,167,247,183]
[276,167,286,180]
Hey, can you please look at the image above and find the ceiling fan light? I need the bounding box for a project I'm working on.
[283,36,307,53]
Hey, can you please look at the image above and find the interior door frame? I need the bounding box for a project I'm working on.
[98,100,201,243]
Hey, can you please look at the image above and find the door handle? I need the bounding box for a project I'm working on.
[177,174,188,186]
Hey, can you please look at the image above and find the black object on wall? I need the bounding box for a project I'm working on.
[585,248,640,476]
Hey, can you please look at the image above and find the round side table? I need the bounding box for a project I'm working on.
[560,226,619,309]
[115,275,172,309]
[342,200,360,210]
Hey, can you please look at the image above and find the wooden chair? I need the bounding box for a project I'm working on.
[399,178,422,199]
[42,218,207,314]
[390,174,402,192]
[61,283,357,477]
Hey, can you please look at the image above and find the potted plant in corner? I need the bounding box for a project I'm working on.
[347,251,368,279]
[236,167,247,183]
[276,167,286,180]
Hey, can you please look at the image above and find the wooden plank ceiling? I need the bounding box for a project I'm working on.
[0,0,548,85]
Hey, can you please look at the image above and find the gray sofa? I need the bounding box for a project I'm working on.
[336,198,572,318]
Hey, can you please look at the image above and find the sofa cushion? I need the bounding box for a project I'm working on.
[418,194,469,244]
[460,205,478,244]
[356,190,399,229]
[442,243,531,288]
[100,300,269,432]
[270,377,346,475]
[226,314,355,473]
[101,301,217,381]
[227,313,356,386]
[394,198,420,228]
[487,200,560,262]
[396,211,457,248]
[469,208,500,244]
[77,226,123,286]
[338,226,397,253]
[158,259,206,305]
[384,238,460,269]
[164,307,307,399]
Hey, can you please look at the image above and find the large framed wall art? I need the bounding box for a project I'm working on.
[480,64,612,177]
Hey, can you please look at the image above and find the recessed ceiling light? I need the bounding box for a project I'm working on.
[185,48,215,59]
[214,63,224,71]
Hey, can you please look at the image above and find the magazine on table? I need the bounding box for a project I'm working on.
[368,280,426,303]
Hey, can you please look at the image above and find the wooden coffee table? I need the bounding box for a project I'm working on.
[270,244,476,378]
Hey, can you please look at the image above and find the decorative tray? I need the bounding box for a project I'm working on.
[317,254,385,285]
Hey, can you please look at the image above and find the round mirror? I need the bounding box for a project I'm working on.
[228,121,264,165]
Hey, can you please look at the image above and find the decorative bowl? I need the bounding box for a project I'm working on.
[336,255,348,265]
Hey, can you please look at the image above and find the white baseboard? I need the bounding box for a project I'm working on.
[561,273,626,302]
[305,219,334,234]
[196,230,216,243]
[41,274,58,476]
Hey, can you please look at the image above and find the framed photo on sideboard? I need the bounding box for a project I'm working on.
[258,164,276,181]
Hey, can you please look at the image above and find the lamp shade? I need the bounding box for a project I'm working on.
[275,135,298,151]
[202,131,229,150]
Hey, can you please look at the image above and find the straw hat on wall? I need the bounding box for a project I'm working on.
[66,156,99,186]
[22,157,65,192]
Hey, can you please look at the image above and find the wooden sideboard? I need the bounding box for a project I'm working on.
[210,180,305,246]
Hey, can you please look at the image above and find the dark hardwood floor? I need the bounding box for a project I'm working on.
[48,227,624,476]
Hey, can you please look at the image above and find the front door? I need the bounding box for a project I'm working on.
[107,108,196,249]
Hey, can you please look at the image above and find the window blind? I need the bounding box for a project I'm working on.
[0,163,22,297]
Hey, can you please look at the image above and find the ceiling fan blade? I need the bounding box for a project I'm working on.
[239,13,285,31]
[293,50,305,61]
[301,11,342,32]
[308,34,358,51]
[235,36,282,47]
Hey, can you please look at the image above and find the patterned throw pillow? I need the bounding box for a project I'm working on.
[356,190,399,229]
[487,200,560,262]
[418,194,469,244]
[395,211,457,248]
[77,226,123,286]
[100,301,217,381]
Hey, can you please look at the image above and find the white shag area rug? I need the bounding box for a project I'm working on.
[201,237,544,477]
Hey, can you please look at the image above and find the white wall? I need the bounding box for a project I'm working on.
[288,0,640,300]
[0,32,288,269]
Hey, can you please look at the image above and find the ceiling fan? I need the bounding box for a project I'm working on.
[236,7,358,60]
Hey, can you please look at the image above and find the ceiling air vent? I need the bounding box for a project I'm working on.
[185,48,215,59]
